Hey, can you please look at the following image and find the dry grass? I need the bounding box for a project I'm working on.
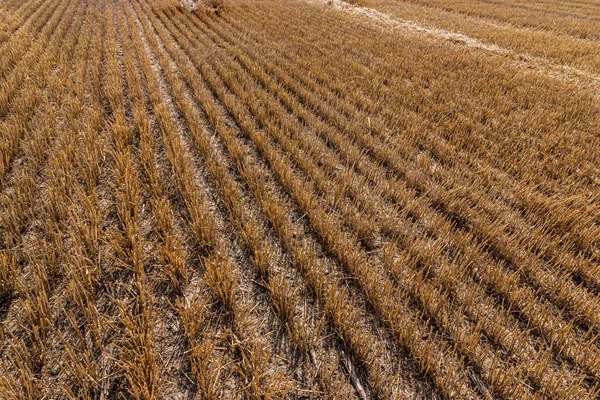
[0,0,599,398]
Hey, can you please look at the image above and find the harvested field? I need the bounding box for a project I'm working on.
[0,0,599,398]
